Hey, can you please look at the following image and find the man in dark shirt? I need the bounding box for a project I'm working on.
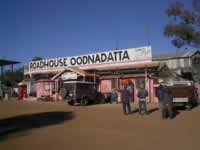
[118,84,132,115]
[163,86,173,119]
[157,84,165,119]
[137,84,148,115]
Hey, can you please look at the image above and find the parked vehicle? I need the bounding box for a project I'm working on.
[158,80,198,110]
[60,81,105,106]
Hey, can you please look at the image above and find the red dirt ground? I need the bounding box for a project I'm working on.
[0,100,200,150]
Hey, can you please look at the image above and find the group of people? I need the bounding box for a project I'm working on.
[110,83,174,119]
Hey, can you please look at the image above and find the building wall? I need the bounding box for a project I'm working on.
[99,77,158,103]
[36,82,52,98]
[27,82,37,97]
[154,58,191,69]
[192,53,200,82]
[98,80,112,99]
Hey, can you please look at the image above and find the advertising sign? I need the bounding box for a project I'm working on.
[24,46,152,75]
[61,72,78,80]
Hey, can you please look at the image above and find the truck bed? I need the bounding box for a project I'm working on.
[168,86,195,98]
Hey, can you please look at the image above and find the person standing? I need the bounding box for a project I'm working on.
[118,84,132,115]
[157,84,165,119]
[137,84,148,115]
[110,88,118,104]
[163,86,174,119]
[127,83,133,102]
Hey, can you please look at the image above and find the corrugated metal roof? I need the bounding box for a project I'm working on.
[152,50,197,60]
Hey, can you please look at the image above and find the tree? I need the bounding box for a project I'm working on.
[164,0,200,48]
[32,56,43,61]
[1,67,24,87]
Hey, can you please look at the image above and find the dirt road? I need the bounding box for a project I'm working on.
[0,100,200,150]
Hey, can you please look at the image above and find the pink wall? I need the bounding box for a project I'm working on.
[35,81,63,101]
[131,78,158,103]
[99,80,112,93]
[99,77,158,103]
[36,82,52,98]
[98,80,112,99]
[153,85,159,103]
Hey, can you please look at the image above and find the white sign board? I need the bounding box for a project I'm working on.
[24,46,152,74]
[61,72,78,80]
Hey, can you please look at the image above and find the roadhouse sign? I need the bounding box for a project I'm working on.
[24,46,152,74]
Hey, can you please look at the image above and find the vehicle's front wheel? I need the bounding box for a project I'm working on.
[98,94,105,104]
[185,104,192,111]
[80,97,88,106]
[68,101,74,106]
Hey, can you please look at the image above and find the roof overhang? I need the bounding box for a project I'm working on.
[0,59,20,66]
[51,67,99,81]
[94,62,164,71]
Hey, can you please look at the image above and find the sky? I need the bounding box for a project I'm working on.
[0,0,194,68]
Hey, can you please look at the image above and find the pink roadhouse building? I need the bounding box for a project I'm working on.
[19,46,168,103]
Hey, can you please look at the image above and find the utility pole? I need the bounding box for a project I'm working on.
[115,39,119,50]
[147,24,150,46]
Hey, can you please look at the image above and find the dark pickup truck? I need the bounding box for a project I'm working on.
[157,81,198,110]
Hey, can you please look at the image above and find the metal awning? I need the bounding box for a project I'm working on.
[94,62,165,71]
[99,74,146,80]
[0,59,20,80]
[68,67,96,77]
[0,59,20,66]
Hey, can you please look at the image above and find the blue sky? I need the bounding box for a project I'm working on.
[0,0,193,68]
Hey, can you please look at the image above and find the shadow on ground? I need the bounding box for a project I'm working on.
[0,111,74,141]
[130,107,159,115]
[148,108,159,114]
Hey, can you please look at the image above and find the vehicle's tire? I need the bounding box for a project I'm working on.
[98,94,105,104]
[80,97,88,106]
[185,104,192,111]
[68,101,74,106]
[60,88,67,100]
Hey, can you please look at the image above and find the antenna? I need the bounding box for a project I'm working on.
[115,39,119,50]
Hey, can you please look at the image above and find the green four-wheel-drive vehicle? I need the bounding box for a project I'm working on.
[60,81,105,106]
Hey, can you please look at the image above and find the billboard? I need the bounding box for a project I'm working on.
[24,46,152,75]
